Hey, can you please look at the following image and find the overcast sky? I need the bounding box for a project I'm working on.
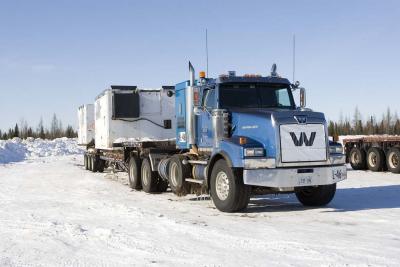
[0,0,399,131]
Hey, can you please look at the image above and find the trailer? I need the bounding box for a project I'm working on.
[343,135,400,173]
[79,63,347,212]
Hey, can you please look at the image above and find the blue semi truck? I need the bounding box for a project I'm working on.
[83,63,347,212]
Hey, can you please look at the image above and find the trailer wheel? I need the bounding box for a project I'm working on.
[295,184,336,206]
[91,156,98,172]
[349,147,367,170]
[84,154,88,170]
[386,147,400,173]
[141,158,158,193]
[367,147,386,172]
[210,159,251,212]
[168,155,190,195]
[88,155,93,171]
[97,158,105,173]
[128,156,142,190]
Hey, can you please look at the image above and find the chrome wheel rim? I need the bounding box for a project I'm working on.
[216,171,229,201]
[368,152,377,167]
[389,152,399,169]
[170,162,179,187]
[142,164,149,186]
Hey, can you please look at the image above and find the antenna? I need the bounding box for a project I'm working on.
[292,34,296,83]
[206,29,209,78]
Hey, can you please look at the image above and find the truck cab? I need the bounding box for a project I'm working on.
[173,63,346,212]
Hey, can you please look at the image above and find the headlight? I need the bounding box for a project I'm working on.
[244,148,265,157]
[329,145,343,154]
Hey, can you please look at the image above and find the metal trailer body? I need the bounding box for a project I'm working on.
[343,135,400,173]
[94,85,176,150]
[77,104,95,145]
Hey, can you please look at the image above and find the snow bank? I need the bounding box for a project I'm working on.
[0,137,84,164]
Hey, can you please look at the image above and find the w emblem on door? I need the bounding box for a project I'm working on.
[290,132,316,146]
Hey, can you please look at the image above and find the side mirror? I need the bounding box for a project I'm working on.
[193,106,202,115]
[300,87,306,108]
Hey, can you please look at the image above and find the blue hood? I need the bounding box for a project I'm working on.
[230,108,326,158]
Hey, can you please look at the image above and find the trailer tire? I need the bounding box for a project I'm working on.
[97,158,105,173]
[367,147,386,172]
[349,147,367,170]
[128,156,142,190]
[168,155,190,195]
[84,154,88,170]
[386,147,400,173]
[91,156,98,172]
[295,184,336,206]
[210,159,251,212]
[141,158,158,193]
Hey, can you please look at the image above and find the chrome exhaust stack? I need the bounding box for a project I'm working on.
[186,62,196,145]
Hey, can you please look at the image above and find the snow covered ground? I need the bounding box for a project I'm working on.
[1,154,400,266]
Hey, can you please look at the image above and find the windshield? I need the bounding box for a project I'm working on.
[219,83,295,109]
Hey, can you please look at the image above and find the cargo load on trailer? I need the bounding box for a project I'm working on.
[79,62,347,212]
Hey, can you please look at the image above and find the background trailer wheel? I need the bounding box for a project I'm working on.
[367,147,386,172]
[349,147,367,170]
[295,184,336,206]
[141,158,158,193]
[90,156,98,172]
[128,156,142,190]
[210,159,251,213]
[386,147,400,173]
[84,154,88,170]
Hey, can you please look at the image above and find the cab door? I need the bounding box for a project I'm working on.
[197,88,216,148]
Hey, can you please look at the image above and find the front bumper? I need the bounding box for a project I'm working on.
[243,164,347,188]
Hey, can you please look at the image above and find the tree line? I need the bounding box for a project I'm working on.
[0,114,77,140]
[328,107,400,137]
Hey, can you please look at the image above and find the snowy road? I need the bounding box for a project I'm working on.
[1,156,400,266]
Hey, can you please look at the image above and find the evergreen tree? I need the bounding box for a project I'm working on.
[13,124,19,138]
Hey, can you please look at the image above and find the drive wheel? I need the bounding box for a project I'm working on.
[141,158,158,193]
[295,184,336,206]
[367,147,386,172]
[386,147,400,173]
[128,156,142,190]
[349,147,367,170]
[168,155,190,195]
[210,159,251,212]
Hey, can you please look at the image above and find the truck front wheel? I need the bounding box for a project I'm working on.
[210,159,251,212]
[295,184,336,206]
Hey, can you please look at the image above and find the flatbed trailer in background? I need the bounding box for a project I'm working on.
[343,135,400,173]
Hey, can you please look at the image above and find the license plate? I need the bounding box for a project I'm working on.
[298,176,313,186]
[332,168,345,181]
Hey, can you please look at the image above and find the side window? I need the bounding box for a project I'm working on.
[202,89,216,108]
[276,88,291,107]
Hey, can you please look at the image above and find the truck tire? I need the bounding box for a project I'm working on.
[386,147,400,173]
[97,158,105,173]
[88,155,93,171]
[349,147,367,170]
[84,154,88,170]
[367,147,386,172]
[168,155,190,195]
[141,158,158,193]
[128,156,142,190]
[91,155,98,172]
[295,184,336,206]
[210,159,251,212]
